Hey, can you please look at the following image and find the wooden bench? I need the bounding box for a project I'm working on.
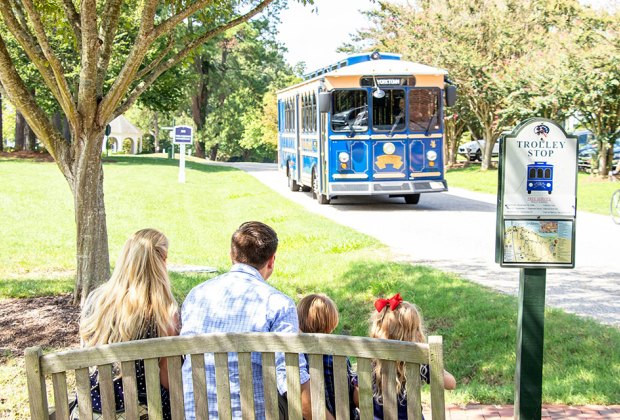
[26,333,446,420]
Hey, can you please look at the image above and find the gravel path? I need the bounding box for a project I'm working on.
[218,162,620,327]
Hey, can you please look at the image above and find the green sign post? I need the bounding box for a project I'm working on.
[496,118,578,419]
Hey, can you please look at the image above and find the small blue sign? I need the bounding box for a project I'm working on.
[174,126,193,144]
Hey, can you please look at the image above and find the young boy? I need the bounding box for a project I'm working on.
[297,294,359,420]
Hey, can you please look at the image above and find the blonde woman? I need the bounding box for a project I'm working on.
[75,228,179,419]
[370,293,456,419]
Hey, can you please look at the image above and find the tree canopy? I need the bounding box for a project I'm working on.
[0,0,310,303]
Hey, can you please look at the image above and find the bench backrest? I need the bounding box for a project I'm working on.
[26,333,446,420]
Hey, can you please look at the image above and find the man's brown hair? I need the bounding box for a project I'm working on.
[297,294,339,334]
[231,221,278,269]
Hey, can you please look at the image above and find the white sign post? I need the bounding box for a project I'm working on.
[173,125,193,183]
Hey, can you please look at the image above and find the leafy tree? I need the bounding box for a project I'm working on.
[188,18,293,161]
[0,0,308,303]
[565,8,620,176]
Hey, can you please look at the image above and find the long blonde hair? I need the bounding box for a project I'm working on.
[80,229,178,346]
[370,300,426,400]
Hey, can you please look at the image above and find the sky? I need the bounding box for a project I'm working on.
[275,0,617,73]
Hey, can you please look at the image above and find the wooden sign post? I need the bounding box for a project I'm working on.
[496,118,578,419]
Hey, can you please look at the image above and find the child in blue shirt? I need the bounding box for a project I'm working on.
[297,294,359,420]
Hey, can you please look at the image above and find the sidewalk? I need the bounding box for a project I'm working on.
[438,404,620,419]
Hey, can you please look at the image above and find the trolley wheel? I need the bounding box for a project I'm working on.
[287,162,299,192]
[312,170,330,205]
[611,190,620,224]
[404,194,421,205]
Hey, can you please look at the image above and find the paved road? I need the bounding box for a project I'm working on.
[218,162,619,327]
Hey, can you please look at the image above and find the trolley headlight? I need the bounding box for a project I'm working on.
[546,183,551,187]
[338,152,350,163]
[383,142,396,155]
[426,150,438,161]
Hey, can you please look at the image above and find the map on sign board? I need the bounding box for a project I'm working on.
[503,220,573,264]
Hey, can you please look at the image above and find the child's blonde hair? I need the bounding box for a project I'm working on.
[370,300,426,400]
[297,293,339,334]
[80,228,178,346]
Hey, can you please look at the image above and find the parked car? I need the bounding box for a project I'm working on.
[578,143,620,172]
[458,140,499,161]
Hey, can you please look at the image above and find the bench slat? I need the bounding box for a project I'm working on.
[238,352,255,419]
[97,364,116,419]
[120,361,139,419]
[333,355,350,420]
[382,360,397,420]
[285,353,302,420]
[167,355,185,420]
[25,347,48,420]
[51,372,69,420]
[261,352,278,420]
[357,357,373,420]
[429,336,446,420]
[214,352,232,420]
[190,354,209,420]
[40,334,429,374]
[406,362,423,420]
[145,358,163,420]
[308,353,326,420]
[75,367,93,420]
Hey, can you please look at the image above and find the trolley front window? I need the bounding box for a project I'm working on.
[331,90,368,132]
[408,88,440,133]
[372,89,406,133]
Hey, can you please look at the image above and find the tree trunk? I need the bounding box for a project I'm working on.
[72,134,111,305]
[195,141,206,159]
[481,127,494,171]
[14,111,25,151]
[25,120,36,151]
[209,144,218,161]
[0,92,3,152]
[153,111,160,152]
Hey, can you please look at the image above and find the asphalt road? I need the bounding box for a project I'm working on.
[219,162,620,327]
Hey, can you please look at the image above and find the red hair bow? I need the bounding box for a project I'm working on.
[374,293,403,312]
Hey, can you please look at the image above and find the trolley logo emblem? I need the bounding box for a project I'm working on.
[527,162,554,194]
[534,124,550,137]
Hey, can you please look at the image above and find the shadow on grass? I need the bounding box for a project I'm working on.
[314,261,619,405]
[103,156,238,174]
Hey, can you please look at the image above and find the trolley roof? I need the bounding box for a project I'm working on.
[326,59,447,77]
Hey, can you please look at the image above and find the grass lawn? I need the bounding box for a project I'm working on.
[1,156,618,418]
[446,165,618,215]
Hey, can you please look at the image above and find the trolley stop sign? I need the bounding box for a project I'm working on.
[496,118,578,268]
[173,126,193,144]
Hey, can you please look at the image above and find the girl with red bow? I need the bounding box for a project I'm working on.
[370,294,456,419]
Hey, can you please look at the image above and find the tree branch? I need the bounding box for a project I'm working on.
[78,0,100,130]
[0,34,72,180]
[0,0,78,124]
[114,4,274,119]
[59,0,82,48]
[135,36,175,81]
[96,0,123,95]
[18,0,79,127]
[102,0,275,125]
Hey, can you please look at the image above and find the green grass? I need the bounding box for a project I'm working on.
[1,156,619,418]
[446,165,618,215]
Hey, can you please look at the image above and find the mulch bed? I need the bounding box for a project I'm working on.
[0,294,80,361]
[0,150,54,162]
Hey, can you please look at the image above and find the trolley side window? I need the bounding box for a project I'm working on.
[331,90,368,132]
[372,89,406,132]
[408,88,440,133]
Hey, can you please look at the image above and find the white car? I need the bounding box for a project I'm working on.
[458,140,499,161]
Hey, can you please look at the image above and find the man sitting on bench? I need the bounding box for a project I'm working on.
[180,221,334,420]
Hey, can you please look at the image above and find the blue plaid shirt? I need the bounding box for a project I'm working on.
[180,263,309,419]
